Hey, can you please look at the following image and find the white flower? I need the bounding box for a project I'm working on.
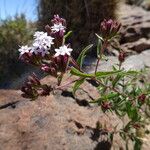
[19,31,54,57]
[54,45,73,57]
[18,45,31,56]
[33,32,54,48]
[32,31,54,57]
[33,31,45,38]
[51,23,65,33]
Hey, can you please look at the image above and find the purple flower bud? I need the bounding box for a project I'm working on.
[138,94,146,103]
[100,19,121,39]
[118,51,126,63]
[41,64,51,72]
[53,55,69,73]
[40,85,52,96]
[50,67,57,77]
[51,15,66,27]
[28,73,41,86]
[101,101,112,111]
[41,63,57,77]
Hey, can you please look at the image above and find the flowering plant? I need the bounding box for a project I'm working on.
[19,15,150,149]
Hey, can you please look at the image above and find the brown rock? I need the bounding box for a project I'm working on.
[141,1,150,10]
[119,4,150,47]
[1,74,150,150]
[122,38,150,52]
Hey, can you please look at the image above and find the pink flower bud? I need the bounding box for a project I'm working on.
[100,19,121,39]
[51,15,66,27]
[41,64,51,72]
[118,51,126,63]
[28,73,41,86]
[101,101,112,111]
[138,94,146,103]
[53,55,69,73]
[40,85,52,96]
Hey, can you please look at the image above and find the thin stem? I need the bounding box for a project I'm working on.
[70,56,81,71]
[93,77,128,98]
[55,78,79,90]
[95,40,108,75]
[57,73,64,86]
[95,58,100,75]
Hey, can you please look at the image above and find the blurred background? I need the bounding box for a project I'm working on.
[0,0,150,88]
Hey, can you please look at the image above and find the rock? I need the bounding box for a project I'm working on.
[0,78,126,150]
[141,1,150,10]
[122,50,150,70]
[0,73,150,150]
[118,4,150,50]
[122,38,150,52]
[85,50,150,73]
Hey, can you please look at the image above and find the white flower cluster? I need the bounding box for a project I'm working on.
[55,45,73,57]
[19,31,54,57]
[51,23,66,33]
[19,22,73,58]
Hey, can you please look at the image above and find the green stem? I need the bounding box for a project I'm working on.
[95,40,108,75]
[57,73,64,86]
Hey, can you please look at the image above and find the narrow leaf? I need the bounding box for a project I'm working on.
[64,31,72,39]
[70,67,94,77]
[77,44,93,68]
[96,70,121,78]
[112,74,122,88]
[95,33,103,41]
[90,93,119,104]
[97,39,102,57]
[73,78,85,95]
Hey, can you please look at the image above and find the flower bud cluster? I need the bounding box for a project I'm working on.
[41,54,69,77]
[100,19,121,39]
[21,73,52,99]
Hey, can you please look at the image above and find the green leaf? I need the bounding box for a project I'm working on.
[126,102,139,121]
[97,39,102,57]
[77,44,93,68]
[90,93,119,104]
[121,70,139,76]
[70,67,94,77]
[96,70,121,78]
[71,68,123,81]
[112,74,122,88]
[134,138,142,150]
[73,78,85,95]
[95,33,103,41]
[64,31,72,39]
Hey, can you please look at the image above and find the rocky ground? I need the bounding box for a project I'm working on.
[0,3,150,150]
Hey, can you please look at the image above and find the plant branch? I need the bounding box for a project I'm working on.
[55,78,79,90]
[95,40,108,75]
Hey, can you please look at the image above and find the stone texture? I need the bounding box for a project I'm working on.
[118,4,150,53]
[141,1,150,10]
[122,38,150,53]
[0,74,150,150]
[85,50,150,73]
[0,80,124,150]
